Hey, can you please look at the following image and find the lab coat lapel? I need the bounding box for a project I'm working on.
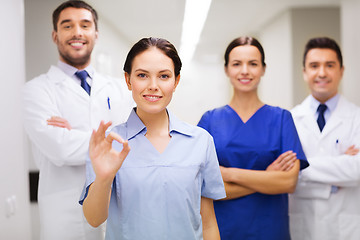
[90,72,111,97]
[47,66,89,100]
[320,97,347,138]
[296,97,321,139]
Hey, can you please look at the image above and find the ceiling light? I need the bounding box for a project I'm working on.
[179,0,212,66]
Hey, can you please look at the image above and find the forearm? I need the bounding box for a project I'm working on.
[23,85,92,166]
[220,182,255,200]
[201,197,220,240]
[83,178,113,227]
[226,161,300,194]
[301,155,360,186]
[25,125,91,166]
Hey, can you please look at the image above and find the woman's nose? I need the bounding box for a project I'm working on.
[148,78,159,91]
[240,65,249,74]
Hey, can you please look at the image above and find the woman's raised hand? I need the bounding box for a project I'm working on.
[89,121,130,182]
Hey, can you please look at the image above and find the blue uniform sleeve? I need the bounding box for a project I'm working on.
[281,110,309,170]
[201,134,226,200]
[79,155,96,205]
[197,111,211,132]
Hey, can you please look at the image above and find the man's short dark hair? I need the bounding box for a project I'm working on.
[303,37,343,67]
[52,0,98,31]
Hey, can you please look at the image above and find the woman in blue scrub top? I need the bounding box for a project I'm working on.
[198,36,309,240]
[80,37,226,240]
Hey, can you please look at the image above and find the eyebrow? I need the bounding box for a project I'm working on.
[59,19,92,26]
[231,59,260,63]
[59,19,71,25]
[134,69,172,73]
[308,61,337,64]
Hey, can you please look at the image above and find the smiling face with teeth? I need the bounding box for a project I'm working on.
[125,47,180,118]
[52,7,98,69]
[225,45,266,94]
[303,48,344,103]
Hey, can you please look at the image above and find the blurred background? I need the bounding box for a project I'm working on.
[1,0,360,239]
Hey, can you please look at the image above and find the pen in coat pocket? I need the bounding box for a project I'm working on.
[107,97,111,110]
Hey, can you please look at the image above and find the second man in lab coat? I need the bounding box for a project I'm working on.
[289,37,360,240]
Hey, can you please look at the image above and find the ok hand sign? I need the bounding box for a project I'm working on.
[89,121,130,183]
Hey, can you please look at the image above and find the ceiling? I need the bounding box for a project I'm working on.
[87,0,340,62]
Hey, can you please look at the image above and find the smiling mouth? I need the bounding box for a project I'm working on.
[315,79,331,85]
[239,78,251,83]
[143,95,162,102]
[70,42,85,47]
[68,39,86,48]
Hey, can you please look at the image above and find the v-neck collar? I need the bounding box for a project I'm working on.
[124,108,195,155]
[226,104,267,124]
[126,108,194,140]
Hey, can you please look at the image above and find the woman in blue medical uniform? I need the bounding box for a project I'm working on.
[80,37,226,240]
[198,36,308,240]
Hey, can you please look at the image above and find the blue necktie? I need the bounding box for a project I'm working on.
[317,104,327,132]
[75,70,91,95]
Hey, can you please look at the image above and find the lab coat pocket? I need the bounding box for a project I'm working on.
[332,137,348,156]
[339,214,360,240]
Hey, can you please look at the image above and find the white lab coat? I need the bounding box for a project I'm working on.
[289,95,360,240]
[23,66,133,240]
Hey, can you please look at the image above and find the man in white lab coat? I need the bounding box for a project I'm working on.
[289,37,360,240]
[22,1,133,239]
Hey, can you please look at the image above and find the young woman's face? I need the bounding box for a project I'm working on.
[225,45,265,93]
[125,47,180,116]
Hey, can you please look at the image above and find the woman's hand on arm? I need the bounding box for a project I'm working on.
[221,151,299,195]
[220,151,298,198]
[201,197,221,240]
[266,150,297,171]
[83,121,130,227]
[223,160,300,195]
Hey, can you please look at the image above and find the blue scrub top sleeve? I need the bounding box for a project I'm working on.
[197,111,211,132]
[281,110,309,170]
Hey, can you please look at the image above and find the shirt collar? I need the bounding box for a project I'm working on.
[57,60,94,79]
[126,108,194,140]
[309,94,340,115]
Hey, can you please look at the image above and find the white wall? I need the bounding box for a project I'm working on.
[259,11,293,110]
[93,19,132,78]
[341,0,360,105]
[169,60,230,125]
[0,0,32,239]
[291,7,340,106]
